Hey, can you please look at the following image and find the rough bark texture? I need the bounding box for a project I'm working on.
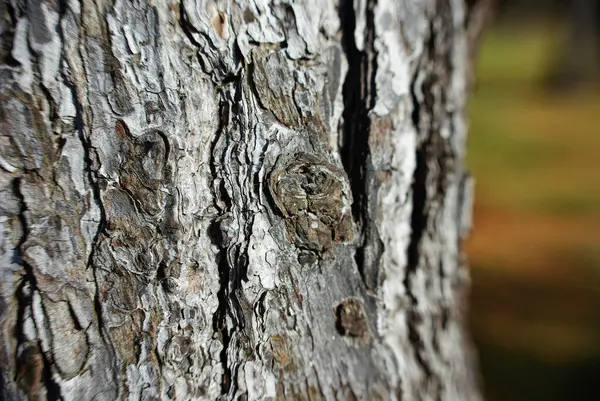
[0,0,479,400]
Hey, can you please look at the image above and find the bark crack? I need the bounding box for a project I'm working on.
[405,3,456,395]
[0,1,19,67]
[209,80,253,396]
[13,177,63,400]
[339,0,383,292]
[66,39,108,340]
[60,2,120,388]
[177,2,247,394]
[209,93,234,395]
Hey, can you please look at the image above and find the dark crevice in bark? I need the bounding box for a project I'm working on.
[57,0,110,342]
[60,2,121,391]
[407,310,432,379]
[407,22,436,392]
[13,178,63,400]
[209,96,233,395]
[406,3,455,395]
[179,1,203,49]
[62,45,122,397]
[179,16,251,390]
[406,85,438,394]
[179,13,249,391]
[214,247,232,395]
[406,6,456,302]
[66,52,108,337]
[13,176,35,339]
[0,2,20,67]
[339,0,382,292]
[208,78,254,396]
[339,0,367,218]
[37,315,62,401]
[406,14,450,305]
[228,82,251,330]
[209,166,231,394]
[404,83,427,305]
[13,276,31,374]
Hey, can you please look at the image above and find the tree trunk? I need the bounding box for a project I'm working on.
[0,0,479,400]
[549,0,600,88]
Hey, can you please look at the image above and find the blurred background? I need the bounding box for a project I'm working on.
[466,0,600,400]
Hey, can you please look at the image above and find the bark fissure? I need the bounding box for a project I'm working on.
[210,94,235,395]
[13,177,36,363]
[63,3,121,391]
[340,0,382,292]
[38,315,62,401]
[209,79,256,396]
[73,78,108,333]
[179,1,203,51]
[405,2,458,395]
[406,61,441,401]
[177,2,248,394]
[0,1,19,67]
[13,177,63,401]
[405,72,427,304]
[13,176,34,324]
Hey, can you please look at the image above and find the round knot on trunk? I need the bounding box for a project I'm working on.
[268,153,355,261]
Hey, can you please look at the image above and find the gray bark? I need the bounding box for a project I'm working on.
[0,0,479,400]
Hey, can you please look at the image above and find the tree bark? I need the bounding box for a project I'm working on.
[0,0,479,400]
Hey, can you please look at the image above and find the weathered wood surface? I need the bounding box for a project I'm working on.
[0,0,479,400]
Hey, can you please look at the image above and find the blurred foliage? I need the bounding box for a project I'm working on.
[466,15,600,401]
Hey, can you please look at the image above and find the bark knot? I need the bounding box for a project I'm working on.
[334,298,371,345]
[268,153,354,261]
